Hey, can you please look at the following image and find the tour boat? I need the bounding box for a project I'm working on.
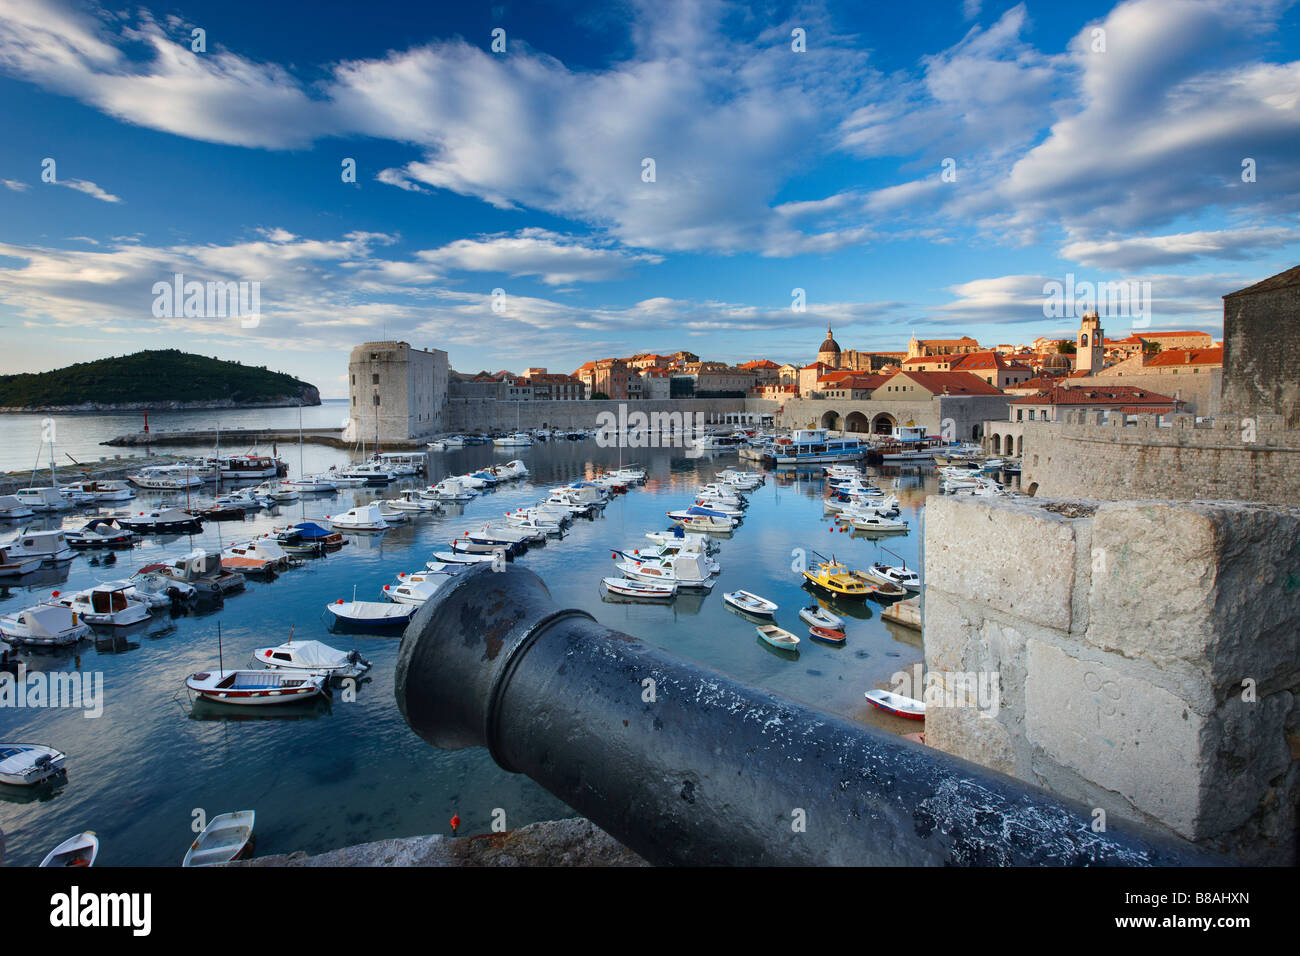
[40,831,99,868]
[0,603,91,647]
[0,496,35,520]
[326,599,417,631]
[1,528,75,564]
[54,583,151,626]
[808,624,847,645]
[601,577,677,600]
[114,507,204,534]
[768,429,867,465]
[252,638,371,679]
[755,624,800,651]
[65,518,136,550]
[798,605,845,630]
[337,462,395,485]
[127,465,204,490]
[330,504,390,532]
[864,689,926,720]
[208,454,281,479]
[803,559,872,598]
[14,487,75,513]
[0,743,66,786]
[722,590,778,618]
[183,811,256,867]
[186,669,328,706]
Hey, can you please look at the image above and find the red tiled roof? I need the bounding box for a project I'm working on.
[1143,346,1223,367]
[739,359,779,369]
[951,351,1033,373]
[887,371,1004,396]
[1011,384,1180,406]
[1136,330,1215,339]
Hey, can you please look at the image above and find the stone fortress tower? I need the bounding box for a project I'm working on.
[343,341,449,444]
[1076,310,1104,375]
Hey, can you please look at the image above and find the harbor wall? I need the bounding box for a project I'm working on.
[1019,412,1300,505]
[922,495,1300,864]
[445,397,778,432]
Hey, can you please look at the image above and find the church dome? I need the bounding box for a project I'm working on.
[818,326,841,359]
[1043,353,1072,369]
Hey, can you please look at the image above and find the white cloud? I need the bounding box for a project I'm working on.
[1060,226,1300,268]
[59,178,121,202]
[417,231,662,285]
[2,179,29,191]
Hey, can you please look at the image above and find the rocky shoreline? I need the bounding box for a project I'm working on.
[232,818,647,867]
[0,394,321,414]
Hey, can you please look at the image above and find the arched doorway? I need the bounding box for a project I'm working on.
[820,409,841,430]
[971,423,982,441]
[1003,434,1014,455]
[844,411,869,433]
[989,432,1001,455]
[871,412,896,435]
[1016,435,1023,455]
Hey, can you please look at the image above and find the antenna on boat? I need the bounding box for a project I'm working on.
[217,620,224,675]
[881,545,905,569]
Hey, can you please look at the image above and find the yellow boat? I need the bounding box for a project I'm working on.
[802,559,872,598]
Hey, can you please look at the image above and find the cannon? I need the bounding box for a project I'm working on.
[395,565,1225,866]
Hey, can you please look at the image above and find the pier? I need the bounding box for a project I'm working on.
[101,426,348,449]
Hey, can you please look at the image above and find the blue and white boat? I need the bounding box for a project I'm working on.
[769,429,867,465]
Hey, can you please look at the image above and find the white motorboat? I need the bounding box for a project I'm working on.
[693,496,744,518]
[601,577,677,600]
[324,467,369,487]
[616,553,715,590]
[326,599,416,631]
[493,432,533,447]
[847,514,909,533]
[798,605,845,630]
[336,462,395,484]
[114,507,204,534]
[127,465,204,490]
[0,743,66,786]
[0,603,91,647]
[862,562,920,590]
[385,489,440,512]
[504,511,562,535]
[280,475,337,494]
[431,550,501,565]
[0,546,41,577]
[723,590,778,618]
[252,638,371,679]
[666,506,736,533]
[186,669,328,706]
[330,504,390,532]
[183,811,256,867]
[498,459,529,479]
[122,571,197,608]
[62,480,135,503]
[55,583,151,626]
[430,478,476,502]
[222,538,290,575]
[14,487,74,513]
[65,518,136,550]
[40,831,99,868]
[0,495,35,520]
[145,549,245,597]
[383,576,448,606]
[1,528,74,564]
[251,480,299,503]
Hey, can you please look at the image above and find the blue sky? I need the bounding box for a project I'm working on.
[0,0,1297,398]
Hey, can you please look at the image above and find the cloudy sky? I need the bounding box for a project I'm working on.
[0,0,1297,397]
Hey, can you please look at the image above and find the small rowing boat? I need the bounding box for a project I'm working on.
[722,589,777,618]
[864,689,926,720]
[601,577,677,600]
[40,831,98,868]
[755,624,800,651]
[185,669,328,705]
[808,624,846,645]
[184,811,255,867]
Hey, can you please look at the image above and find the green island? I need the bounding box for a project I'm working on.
[0,349,320,410]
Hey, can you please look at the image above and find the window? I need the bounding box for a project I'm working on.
[351,374,355,385]
[1029,409,1035,420]
[373,394,380,406]
[372,374,379,384]
[1016,409,1023,421]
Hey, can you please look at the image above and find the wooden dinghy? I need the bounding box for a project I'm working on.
[600,577,677,600]
[755,624,800,651]
[722,590,777,618]
[184,811,255,867]
[864,689,926,720]
[808,624,847,645]
[40,831,98,867]
[186,669,327,705]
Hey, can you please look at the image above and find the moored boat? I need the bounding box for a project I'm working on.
[185,669,328,705]
[808,624,847,645]
[0,743,66,786]
[798,604,845,630]
[0,603,92,647]
[722,589,778,618]
[326,599,417,631]
[600,577,677,600]
[864,688,926,720]
[755,624,800,651]
[252,638,371,679]
[40,831,99,868]
[183,811,256,867]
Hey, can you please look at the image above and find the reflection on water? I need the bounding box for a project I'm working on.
[0,435,940,866]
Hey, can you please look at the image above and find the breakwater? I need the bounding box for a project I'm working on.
[102,427,348,449]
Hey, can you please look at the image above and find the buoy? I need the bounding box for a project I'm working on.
[450,813,460,835]
[52,590,60,597]
[336,598,344,604]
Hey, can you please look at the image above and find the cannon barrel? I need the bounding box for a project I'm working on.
[395,565,1225,866]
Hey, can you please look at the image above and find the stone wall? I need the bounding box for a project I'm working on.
[777,395,1010,440]
[923,495,1300,864]
[445,397,777,432]
[1222,270,1300,427]
[1020,412,1300,505]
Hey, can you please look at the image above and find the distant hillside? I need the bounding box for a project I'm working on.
[0,350,321,411]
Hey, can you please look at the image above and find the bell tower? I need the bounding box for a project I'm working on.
[1077,311,1104,374]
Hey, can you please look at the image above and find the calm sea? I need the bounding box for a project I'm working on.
[0,421,936,866]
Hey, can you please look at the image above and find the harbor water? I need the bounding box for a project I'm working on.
[0,429,937,866]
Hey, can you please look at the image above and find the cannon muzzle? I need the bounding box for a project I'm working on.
[396,565,1225,866]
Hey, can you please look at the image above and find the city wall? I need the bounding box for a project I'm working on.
[445,397,779,433]
[923,495,1300,864]
[1020,412,1300,505]
[777,395,1010,441]
[1093,368,1221,417]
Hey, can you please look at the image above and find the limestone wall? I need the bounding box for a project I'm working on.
[923,495,1300,864]
[1088,368,1221,416]
[1021,412,1300,505]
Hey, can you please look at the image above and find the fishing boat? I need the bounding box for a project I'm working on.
[755,624,800,651]
[54,583,151,626]
[600,577,677,600]
[0,743,66,786]
[798,604,845,630]
[330,504,389,532]
[2,528,75,564]
[861,561,920,591]
[186,669,328,705]
[808,624,847,645]
[252,638,371,679]
[326,598,417,631]
[40,831,99,868]
[0,603,91,647]
[864,689,926,720]
[850,571,908,598]
[722,590,778,618]
[114,507,204,534]
[847,514,909,533]
[802,558,872,598]
[183,811,256,867]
